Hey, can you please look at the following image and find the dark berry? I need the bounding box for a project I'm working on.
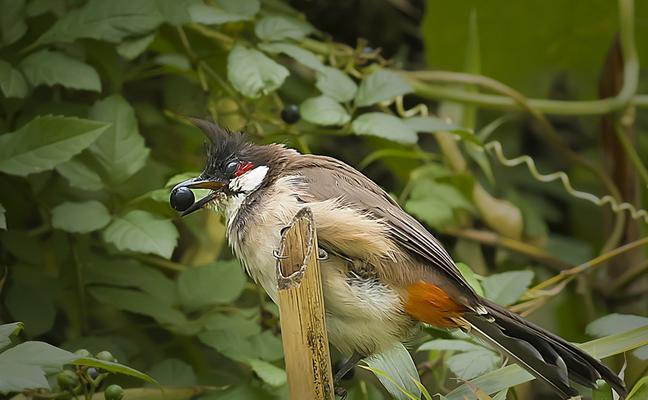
[57,370,79,390]
[86,367,99,380]
[104,384,124,400]
[170,187,194,212]
[281,104,300,124]
[95,350,116,362]
[333,359,355,381]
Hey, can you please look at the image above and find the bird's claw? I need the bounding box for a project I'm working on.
[334,386,348,400]
[272,249,288,260]
[317,247,328,260]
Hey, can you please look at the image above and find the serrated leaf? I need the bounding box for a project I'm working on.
[258,42,324,71]
[73,357,156,383]
[117,33,156,60]
[0,203,5,230]
[300,96,351,126]
[89,95,150,184]
[0,322,23,349]
[20,50,101,92]
[36,0,163,45]
[177,260,246,310]
[0,116,109,176]
[355,69,413,107]
[227,45,289,98]
[154,0,192,25]
[0,60,28,98]
[351,113,417,144]
[316,66,357,102]
[0,0,27,46]
[482,270,534,306]
[189,0,259,25]
[89,286,186,326]
[255,15,312,41]
[247,359,286,387]
[103,210,178,259]
[55,156,104,191]
[51,201,111,233]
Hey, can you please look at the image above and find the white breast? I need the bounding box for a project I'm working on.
[219,175,415,355]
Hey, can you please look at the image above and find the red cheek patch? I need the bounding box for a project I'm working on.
[235,162,254,177]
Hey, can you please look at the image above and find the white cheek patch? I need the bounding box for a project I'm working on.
[228,165,269,193]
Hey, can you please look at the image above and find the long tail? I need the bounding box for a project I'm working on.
[463,300,626,399]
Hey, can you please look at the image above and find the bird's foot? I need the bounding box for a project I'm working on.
[334,386,348,399]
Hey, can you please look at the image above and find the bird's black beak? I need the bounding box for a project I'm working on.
[171,177,226,216]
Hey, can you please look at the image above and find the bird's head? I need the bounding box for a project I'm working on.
[170,119,284,216]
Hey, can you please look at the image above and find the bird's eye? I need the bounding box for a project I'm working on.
[224,160,239,177]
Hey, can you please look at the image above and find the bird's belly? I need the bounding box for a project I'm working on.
[236,230,415,355]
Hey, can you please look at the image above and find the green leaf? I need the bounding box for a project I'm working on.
[628,376,648,400]
[20,50,101,92]
[315,66,357,102]
[482,270,534,306]
[0,0,27,46]
[586,313,648,337]
[0,203,5,230]
[446,349,500,380]
[445,325,648,400]
[189,0,259,25]
[0,116,109,176]
[587,313,648,360]
[116,33,156,60]
[355,69,413,107]
[201,313,260,338]
[405,180,474,229]
[0,341,77,373]
[51,201,111,233]
[258,42,324,71]
[255,15,312,41]
[85,258,177,306]
[351,113,417,144]
[177,260,246,310]
[89,286,186,326]
[0,322,23,349]
[227,45,289,98]
[0,364,48,394]
[455,262,484,296]
[89,95,150,184]
[592,380,612,400]
[0,60,28,98]
[102,210,178,259]
[73,357,156,383]
[55,156,104,191]
[249,331,284,362]
[154,0,192,25]
[418,339,484,353]
[364,342,421,400]
[404,116,481,145]
[300,96,351,126]
[147,358,196,387]
[247,359,286,387]
[5,265,57,337]
[36,0,163,45]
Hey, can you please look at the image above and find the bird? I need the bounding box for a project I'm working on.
[170,119,626,400]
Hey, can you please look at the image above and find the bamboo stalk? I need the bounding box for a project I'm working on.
[276,207,334,400]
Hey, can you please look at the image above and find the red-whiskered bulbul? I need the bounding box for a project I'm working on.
[171,119,625,399]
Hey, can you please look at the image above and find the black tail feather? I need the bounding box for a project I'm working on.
[464,300,626,399]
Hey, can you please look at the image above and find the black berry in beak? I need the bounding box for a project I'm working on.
[170,187,195,212]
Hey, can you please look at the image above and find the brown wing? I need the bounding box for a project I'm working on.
[289,154,479,300]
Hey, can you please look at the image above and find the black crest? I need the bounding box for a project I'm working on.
[189,118,248,161]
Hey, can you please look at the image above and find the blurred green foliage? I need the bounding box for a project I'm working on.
[0,0,647,399]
